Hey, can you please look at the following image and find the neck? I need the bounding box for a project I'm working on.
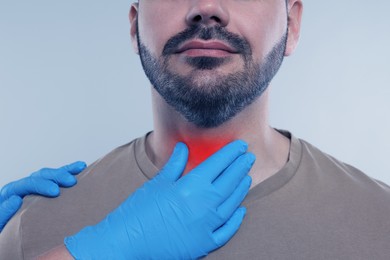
[146,87,290,186]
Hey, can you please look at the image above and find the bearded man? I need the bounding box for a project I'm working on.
[1,1,390,259]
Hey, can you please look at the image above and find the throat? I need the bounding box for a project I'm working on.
[182,136,234,175]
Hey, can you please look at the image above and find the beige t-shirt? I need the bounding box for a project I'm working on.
[1,132,390,259]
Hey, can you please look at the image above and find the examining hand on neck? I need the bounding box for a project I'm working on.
[146,88,291,187]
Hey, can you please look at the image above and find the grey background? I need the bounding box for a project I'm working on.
[0,0,389,187]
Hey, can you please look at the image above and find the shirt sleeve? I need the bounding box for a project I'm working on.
[0,206,24,260]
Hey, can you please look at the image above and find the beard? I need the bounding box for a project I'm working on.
[137,24,287,128]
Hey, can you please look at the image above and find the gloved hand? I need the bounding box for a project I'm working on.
[0,161,87,232]
[65,140,255,260]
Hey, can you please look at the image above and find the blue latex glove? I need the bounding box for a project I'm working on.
[0,161,87,232]
[65,140,255,260]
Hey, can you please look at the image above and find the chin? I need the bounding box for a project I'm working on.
[188,71,228,89]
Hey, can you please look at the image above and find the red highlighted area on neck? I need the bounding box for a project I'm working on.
[182,137,233,175]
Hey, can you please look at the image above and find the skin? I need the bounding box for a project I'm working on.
[38,0,303,258]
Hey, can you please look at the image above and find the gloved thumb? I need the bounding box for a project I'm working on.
[157,142,188,182]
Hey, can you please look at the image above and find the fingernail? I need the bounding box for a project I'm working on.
[74,161,87,171]
[174,142,184,153]
[49,185,60,196]
[65,174,77,183]
[246,153,256,166]
[8,195,22,205]
[245,175,252,187]
[240,207,247,217]
[235,140,248,151]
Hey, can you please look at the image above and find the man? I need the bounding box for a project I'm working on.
[2,0,390,259]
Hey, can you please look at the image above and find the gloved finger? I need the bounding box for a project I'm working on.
[157,142,189,182]
[212,207,247,248]
[60,161,87,175]
[190,140,248,183]
[0,177,60,199]
[31,168,77,187]
[215,175,251,227]
[213,153,255,199]
[0,196,23,232]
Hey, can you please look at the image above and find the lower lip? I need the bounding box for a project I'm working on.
[179,49,234,58]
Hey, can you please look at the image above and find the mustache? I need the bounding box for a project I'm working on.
[162,25,252,57]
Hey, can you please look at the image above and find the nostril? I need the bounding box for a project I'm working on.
[193,15,202,23]
[211,16,221,23]
[191,15,222,24]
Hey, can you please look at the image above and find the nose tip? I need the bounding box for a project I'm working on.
[185,1,229,27]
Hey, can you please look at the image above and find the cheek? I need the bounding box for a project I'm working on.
[138,4,187,55]
[230,3,287,60]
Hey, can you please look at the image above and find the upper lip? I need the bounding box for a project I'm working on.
[175,40,238,54]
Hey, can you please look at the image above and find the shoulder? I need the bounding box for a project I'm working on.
[0,206,23,259]
[0,134,149,259]
[295,136,390,199]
